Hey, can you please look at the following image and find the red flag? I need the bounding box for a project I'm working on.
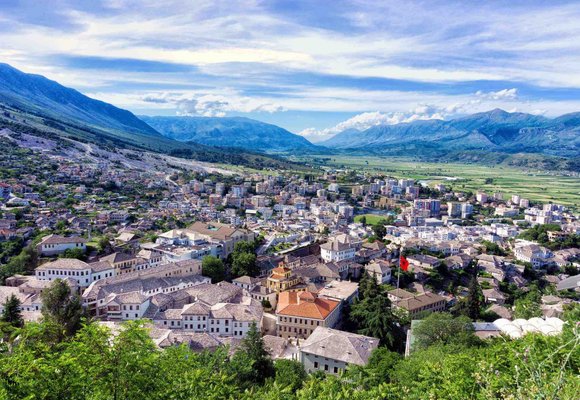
[399,255,409,271]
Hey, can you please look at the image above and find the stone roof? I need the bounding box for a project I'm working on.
[394,291,446,312]
[366,260,392,274]
[300,327,378,366]
[37,258,90,271]
[39,234,87,245]
[189,221,242,240]
[185,282,242,306]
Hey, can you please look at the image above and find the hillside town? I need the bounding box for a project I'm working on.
[1,146,578,375]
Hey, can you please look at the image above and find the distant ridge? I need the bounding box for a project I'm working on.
[140,115,318,152]
[321,108,580,158]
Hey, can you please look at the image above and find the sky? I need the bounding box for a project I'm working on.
[1,0,580,142]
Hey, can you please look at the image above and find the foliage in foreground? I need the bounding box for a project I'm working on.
[0,312,578,400]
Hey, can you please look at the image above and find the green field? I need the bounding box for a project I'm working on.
[354,214,390,225]
[300,155,580,208]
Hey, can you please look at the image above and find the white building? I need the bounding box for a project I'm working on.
[35,258,115,289]
[37,234,86,257]
[300,327,379,375]
[320,234,358,263]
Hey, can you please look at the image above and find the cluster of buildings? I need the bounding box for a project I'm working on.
[1,158,578,376]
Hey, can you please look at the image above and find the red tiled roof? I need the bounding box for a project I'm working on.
[277,291,339,320]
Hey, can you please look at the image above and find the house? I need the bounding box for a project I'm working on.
[356,240,386,263]
[365,260,392,285]
[35,258,115,290]
[444,254,472,270]
[188,221,255,258]
[388,289,446,317]
[266,264,301,293]
[300,327,379,374]
[37,234,87,257]
[276,291,341,339]
[407,254,441,270]
[482,288,506,305]
[317,280,359,304]
[232,275,261,291]
[154,299,263,338]
[320,234,360,263]
[514,244,552,268]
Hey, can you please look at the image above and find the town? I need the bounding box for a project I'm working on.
[1,145,578,382]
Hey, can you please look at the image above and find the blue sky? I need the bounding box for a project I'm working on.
[1,0,580,141]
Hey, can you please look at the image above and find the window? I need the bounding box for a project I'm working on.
[334,367,338,374]
[324,365,329,371]
[314,362,318,368]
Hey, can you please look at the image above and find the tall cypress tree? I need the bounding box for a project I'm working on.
[1,294,23,328]
[466,275,483,320]
[232,322,274,385]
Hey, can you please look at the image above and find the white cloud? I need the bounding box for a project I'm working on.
[299,106,453,142]
[140,90,285,117]
[475,88,518,100]
[297,88,562,142]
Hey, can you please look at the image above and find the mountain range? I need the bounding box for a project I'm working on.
[0,62,578,170]
[140,115,316,152]
[0,63,302,170]
[0,63,158,137]
[321,108,580,158]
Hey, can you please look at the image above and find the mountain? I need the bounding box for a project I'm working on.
[0,64,305,170]
[321,109,580,158]
[0,63,159,137]
[140,115,317,152]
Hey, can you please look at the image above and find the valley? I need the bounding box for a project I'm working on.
[298,155,580,208]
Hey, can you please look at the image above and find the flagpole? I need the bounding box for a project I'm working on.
[397,245,401,290]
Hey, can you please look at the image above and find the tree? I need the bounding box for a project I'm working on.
[372,223,386,239]
[457,275,483,320]
[97,236,111,253]
[350,292,397,348]
[60,247,85,260]
[364,347,401,385]
[40,279,84,341]
[0,294,23,328]
[201,255,225,283]
[413,312,478,350]
[359,215,367,226]
[231,252,259,278]
[274,359,307,392]
[358,270,380,300]
[233,240,256,254]
[513,285,542,319]
[231,322,274,385]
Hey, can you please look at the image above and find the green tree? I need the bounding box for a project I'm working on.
[231,252,259,278]
[359,215,367,226]
[364,347,401,385]
[201,255,225,283]
[358,270,380,300]
[412,312,478,350]
[372,223,386,239]
[513,285,542,319]
[0,294,23,328]
[350,292,397,348]
[274,359,307,392]
[40,279,84,342]
[456,275,483,320]
[60,247,86,260]
[232,322,274,386]
[97,236,111,253]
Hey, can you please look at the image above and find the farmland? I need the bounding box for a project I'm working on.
[299,155,580,208]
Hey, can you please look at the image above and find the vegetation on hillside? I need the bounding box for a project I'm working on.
[0,304,578,399]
